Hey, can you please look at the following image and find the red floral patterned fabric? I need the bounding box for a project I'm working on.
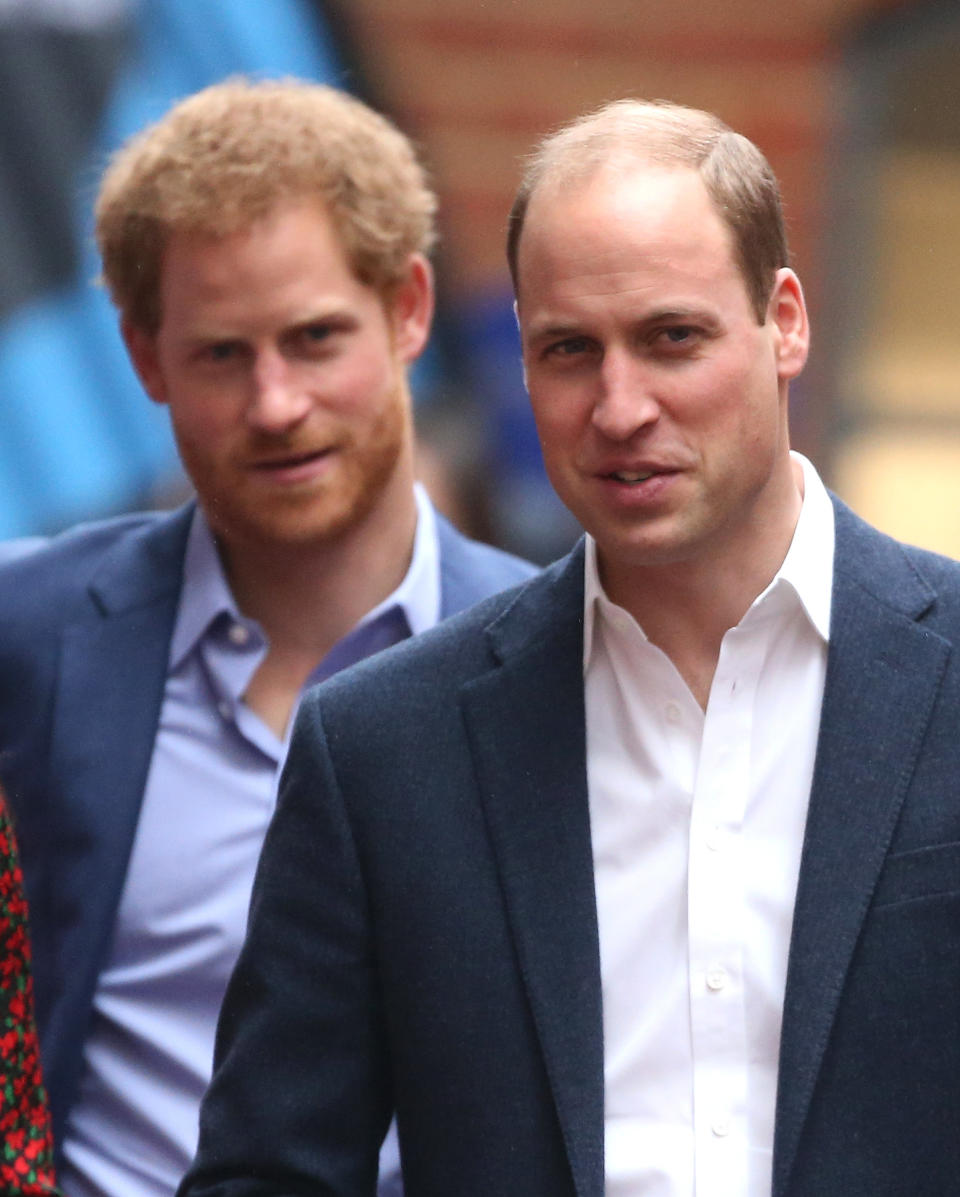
[0,798,58,1194]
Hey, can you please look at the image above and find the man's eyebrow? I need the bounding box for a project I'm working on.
[296,302,357,321]
[522,320,586,344]
[523,307,722,343]
[179,329,245,349]
[642,306,722,327]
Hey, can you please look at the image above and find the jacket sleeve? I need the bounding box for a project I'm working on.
[178,693,391,1197]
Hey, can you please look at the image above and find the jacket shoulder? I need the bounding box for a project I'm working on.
[832,495,960,633]
[435,515,539,615]
[312,582,523,713]
[303,545,580,736]
[0,507,191,628]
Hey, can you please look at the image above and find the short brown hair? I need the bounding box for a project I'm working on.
[507,98,788,323]
[96,77,437,333]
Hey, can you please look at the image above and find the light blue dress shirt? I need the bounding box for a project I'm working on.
[60,486,440,1197]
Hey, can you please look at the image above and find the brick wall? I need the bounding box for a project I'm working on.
[339,0,918,313]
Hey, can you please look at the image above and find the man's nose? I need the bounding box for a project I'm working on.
[247,348,312,432]
[590,350,660,440]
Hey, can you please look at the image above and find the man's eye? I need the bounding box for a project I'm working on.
[292,324,339,354]
[204,342,241,362]
[546,336,590,358]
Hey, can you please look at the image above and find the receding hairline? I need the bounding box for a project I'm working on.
[524,98,732,188]
[507,98,788,321]
[510,157,730,306]
[509,101,724,260]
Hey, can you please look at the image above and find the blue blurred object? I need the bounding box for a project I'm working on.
[459,289,581,563]
[0,0,343,537]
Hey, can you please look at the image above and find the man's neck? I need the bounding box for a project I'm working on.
[209,478,419,737]
[614,561,773,709]
[226,491,418,652]
[601,460,805,709]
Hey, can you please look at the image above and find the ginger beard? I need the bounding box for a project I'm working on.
[173,357,413,555]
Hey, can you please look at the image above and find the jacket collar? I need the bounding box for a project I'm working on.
[463,541,604,1197]
[476,504,949,1197]
[86,502,194,616]
[773,496,945,1196]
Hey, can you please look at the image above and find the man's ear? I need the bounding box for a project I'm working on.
[767,268,810,382]
[513,299,530,390]
[388,253,434,365]
[121,318,168,405]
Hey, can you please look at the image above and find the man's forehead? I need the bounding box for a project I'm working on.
[512,162,758,335]
[524,159,708,230]
[516,163,732,290]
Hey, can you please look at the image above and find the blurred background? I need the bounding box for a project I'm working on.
[1,0,958,564]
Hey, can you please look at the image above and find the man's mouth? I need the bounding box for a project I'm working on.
[608,469,655,484]
[251,447,331,470]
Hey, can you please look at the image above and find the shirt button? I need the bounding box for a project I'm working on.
[712,1118,730,1138]
[228,622,250,646]
[706,965,728,992]
[217,700,233,721]
[664,701,681,724]
[705,826,723,851]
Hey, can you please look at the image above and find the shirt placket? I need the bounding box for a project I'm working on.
[688,627,766,1196]
[201,615,279,762]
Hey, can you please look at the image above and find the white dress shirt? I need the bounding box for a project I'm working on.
[584,454,834,1197]
[60,486,440,1197]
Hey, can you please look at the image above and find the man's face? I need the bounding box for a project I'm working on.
[517,165,808,590]
[125,199,432,557]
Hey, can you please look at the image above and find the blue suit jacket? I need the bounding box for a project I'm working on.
[0,502,536,1160]
[183,497,960,1197]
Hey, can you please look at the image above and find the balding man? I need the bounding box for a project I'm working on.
[182,99,960,1197]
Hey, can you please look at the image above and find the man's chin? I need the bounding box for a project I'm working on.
[593,523,704,572]
[204,497,358,555]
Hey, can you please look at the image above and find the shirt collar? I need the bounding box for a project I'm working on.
[169,508,244,670]
[583,451,834,667]
[350,482,441,639]
[169,483,441,672]
[769,451,834,642]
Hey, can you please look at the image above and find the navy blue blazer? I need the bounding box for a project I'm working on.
[183,497,960,1197]
[0,502,536,1159]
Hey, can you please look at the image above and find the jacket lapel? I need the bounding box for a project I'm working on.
[50,506,193,922]
[43,507,192,1122]
[773,500,950,1196]
[459,543,605,1197]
